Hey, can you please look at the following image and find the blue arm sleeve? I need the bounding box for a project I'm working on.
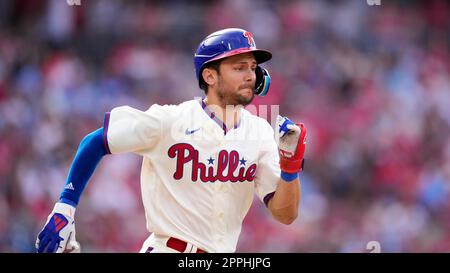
[59,127,108,207]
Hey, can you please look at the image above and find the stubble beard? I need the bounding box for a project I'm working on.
[217,81,255,108]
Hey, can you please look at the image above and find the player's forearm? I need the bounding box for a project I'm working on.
[268,178,300,225]
[59,127,109,207]
[271,116,306,225]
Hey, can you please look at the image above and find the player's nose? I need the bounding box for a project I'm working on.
[244,68,256,82]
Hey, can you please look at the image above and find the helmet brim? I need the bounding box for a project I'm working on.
[204,48,272,66]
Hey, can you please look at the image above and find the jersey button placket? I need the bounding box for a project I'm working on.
[215,144,226,248]
[214,126,229,248]
[213,189,226,247]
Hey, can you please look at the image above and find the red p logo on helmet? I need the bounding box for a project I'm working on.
[243,31,255,48]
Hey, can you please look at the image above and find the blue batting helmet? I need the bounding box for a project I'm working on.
[194,28,272,96]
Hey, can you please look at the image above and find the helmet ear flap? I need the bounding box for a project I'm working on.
[255,66,271,96]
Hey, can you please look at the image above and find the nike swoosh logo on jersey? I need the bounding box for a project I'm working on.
[185,128,201,135]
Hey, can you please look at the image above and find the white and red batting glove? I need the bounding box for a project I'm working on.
[276,115,307,181]
[36,202,81,253]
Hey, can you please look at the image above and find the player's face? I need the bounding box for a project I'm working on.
[216,53,257,106]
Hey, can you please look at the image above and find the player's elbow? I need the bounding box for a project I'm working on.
[273,210,298,225]
[268,200,299,225]
[280,213,298,225]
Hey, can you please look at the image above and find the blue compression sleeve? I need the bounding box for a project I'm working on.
[59,128,108,207]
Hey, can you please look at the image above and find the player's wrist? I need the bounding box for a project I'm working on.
[53,202,76,219]
[280,171,298,182]
[59,197,78,208]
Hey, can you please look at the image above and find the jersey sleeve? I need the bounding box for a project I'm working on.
[103,105,165,155]
[254,120,280,206]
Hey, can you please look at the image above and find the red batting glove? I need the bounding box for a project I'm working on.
[277,116,307,174]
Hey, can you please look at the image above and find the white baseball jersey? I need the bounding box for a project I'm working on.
[103,98,280,253]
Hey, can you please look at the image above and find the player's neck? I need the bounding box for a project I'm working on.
[203,96,242,130]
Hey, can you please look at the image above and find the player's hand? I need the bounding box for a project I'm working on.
[276,115,307,174]
[36,202,80,253]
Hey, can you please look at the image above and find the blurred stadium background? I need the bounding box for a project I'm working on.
[0,0,449,252]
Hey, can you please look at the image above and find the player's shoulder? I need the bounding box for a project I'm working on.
[147,99,197,112]
[144,99,198,117]
[110,100,196,121]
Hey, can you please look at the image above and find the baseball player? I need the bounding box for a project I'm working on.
[35,28,307,253]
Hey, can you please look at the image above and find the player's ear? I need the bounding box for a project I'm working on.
[202,68,217,86]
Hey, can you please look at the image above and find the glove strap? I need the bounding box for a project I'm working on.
[281,171,298,182]
[52,202,76,219]
[280,157,304,174]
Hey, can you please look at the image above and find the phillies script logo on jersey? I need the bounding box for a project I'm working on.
[168,143,257,183]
